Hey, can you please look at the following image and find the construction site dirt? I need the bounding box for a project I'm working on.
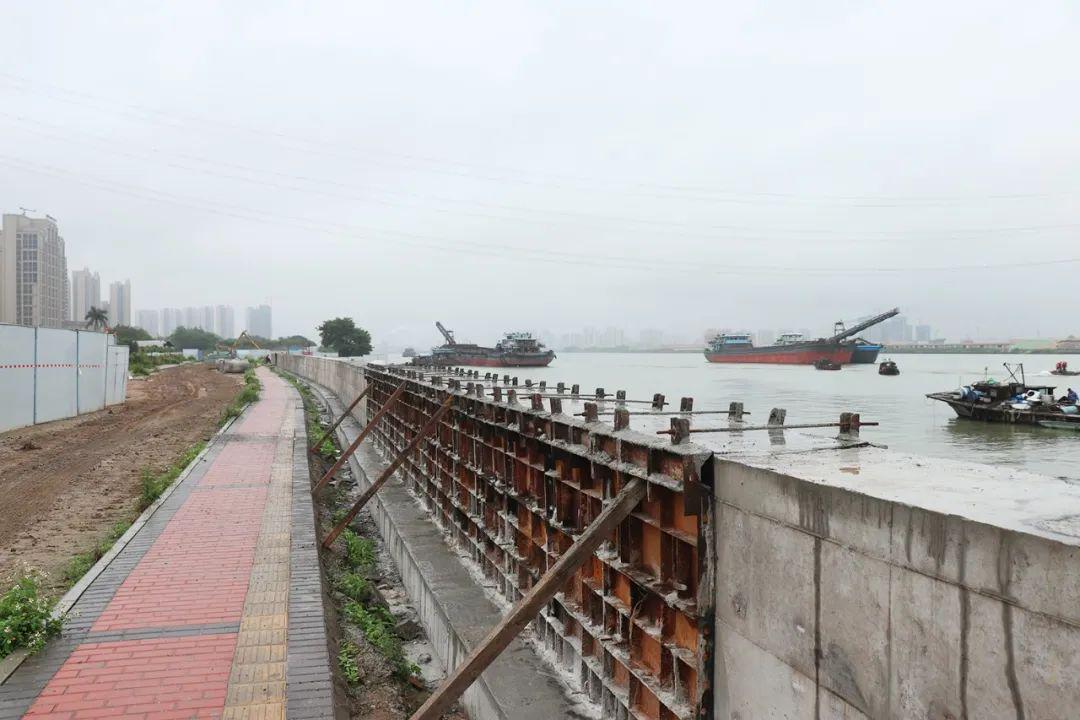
[0,363,242,597]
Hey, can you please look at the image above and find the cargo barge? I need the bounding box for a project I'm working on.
[412,322,555,368]
[704,308,899,365]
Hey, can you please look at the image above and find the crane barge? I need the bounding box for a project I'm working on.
[412,322,556,368]
[704,308,899,365]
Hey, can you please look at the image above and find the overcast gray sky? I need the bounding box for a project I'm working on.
[1,1,1077,347]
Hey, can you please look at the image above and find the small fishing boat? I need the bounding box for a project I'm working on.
[927,364,1080,429]
[814,358,842,371]
[1051,361,1080,376]
[879,359,899,376]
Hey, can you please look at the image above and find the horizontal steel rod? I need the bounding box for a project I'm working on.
[658,420,878,434]
[577,409,751,417]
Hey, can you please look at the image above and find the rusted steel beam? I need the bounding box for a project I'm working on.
[321,394,454,549]
[308,384,371,455]
[311,382,406,493]
[407,477,647,720]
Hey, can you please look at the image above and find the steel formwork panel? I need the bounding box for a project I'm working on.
[362,365,714,720]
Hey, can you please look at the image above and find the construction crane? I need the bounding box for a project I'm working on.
[828,308,900,342]
[435,321,456,346]
[216,330,263,358]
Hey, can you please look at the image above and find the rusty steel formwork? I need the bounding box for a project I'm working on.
[363,365,715,720]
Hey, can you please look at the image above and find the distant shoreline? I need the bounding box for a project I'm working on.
[554,348,1080,355]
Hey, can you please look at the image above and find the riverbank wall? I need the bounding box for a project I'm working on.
[275,353,1080,719]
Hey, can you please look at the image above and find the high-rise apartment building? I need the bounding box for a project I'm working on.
[200,306,215,333]
[71,267,101,324]
[0,213,70,327]
[182,307,199,329]
[136,309,160,337]
[246,304,272,339]
[215,305,235,339]
[161,308,183,337]
[108,279,132,327]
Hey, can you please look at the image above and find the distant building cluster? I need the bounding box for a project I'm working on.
[138,304,270,340]
[0,209,272,340]
[0,211,132,330]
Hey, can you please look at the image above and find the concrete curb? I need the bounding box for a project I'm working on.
[0,401,252,685]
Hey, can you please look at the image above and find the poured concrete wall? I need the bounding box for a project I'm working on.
[275,354,367,417]
[275,353,1080,719]
[713,449,1080,719]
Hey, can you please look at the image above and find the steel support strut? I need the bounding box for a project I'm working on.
[311,382,406,493]
[308,385,371,455]
[408,477,647,720]
[321,394,454,548]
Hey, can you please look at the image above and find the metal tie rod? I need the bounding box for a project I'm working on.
[658,417,877,435]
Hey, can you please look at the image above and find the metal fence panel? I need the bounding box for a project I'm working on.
[34,327,78,423]
[0,324,36,432]
[105,345,128,406]
[77,330,108,413]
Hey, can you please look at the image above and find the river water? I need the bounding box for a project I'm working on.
[386,352,1079,480]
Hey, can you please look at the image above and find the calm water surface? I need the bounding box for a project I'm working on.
[388,352,1079,480]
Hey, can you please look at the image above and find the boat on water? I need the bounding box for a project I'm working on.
[412,322,555,367]
[1052,361,1080,376]
[815,358,842,370]
[879,359,899,376]
[927,364,1080,429]
[402,347,417,358]
[704,307,898,365]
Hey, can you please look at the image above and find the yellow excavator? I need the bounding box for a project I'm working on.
[216,330,262,358]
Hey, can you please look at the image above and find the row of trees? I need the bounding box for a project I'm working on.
[84,307,373,359]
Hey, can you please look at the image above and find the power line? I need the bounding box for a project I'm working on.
[2,112,1077,246]
[0,152,1076,276]
[0,72,1074,207]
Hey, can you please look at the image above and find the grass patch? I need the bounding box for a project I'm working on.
[138,442,205,511]
[342,529,376,572]
[128,351,187,376]
[61,521,132,586]
[0,571,64,660]
[338,641,361,685]
[219,367,263,425]
[342,601,417,679]
[335,571,372,603]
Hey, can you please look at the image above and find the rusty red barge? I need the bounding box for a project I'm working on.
[704,307,899,365]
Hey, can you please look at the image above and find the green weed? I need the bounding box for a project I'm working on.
[338,641,361,685]
[62,521,131,585]
[335,571,372,603]
[342,601,417,678]
[137,442,205,511]
[0,571,64,659]
[342,530,376,571]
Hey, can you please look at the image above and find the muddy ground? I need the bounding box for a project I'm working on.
[0,363,242,597]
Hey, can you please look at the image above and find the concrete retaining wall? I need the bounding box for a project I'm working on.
[276,353,1080,719]
[275,354,367,415]
[713,450,1080,719]
[0,324,128,433]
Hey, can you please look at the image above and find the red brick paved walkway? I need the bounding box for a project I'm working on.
[0,368,333,720]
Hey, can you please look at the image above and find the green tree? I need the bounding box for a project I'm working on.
[84,306,109,331]
[169,326,223,351]
[317,317,372,357]
[113,325,151,345]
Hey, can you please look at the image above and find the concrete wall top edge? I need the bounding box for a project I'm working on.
[718,446,1080,548]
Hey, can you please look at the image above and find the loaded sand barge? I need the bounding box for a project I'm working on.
[412,322,555,368]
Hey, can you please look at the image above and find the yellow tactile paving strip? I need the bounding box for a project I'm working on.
[222,409,295,720]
